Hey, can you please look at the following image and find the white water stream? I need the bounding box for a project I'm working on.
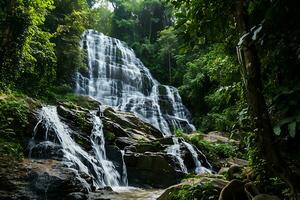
[30,30,211,195]
[36,106,125,189]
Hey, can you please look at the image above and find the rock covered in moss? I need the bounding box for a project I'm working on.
[158,174,228,200]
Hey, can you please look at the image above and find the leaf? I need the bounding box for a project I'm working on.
[288,122,296,138]
[273,126,281,136]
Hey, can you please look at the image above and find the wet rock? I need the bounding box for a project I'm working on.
[57,104,93,135]
[0,158,91,200]
[158,137,175,145]
[65,192,88,200]
[29,141,63,160]
[125,141,165,153]
[115,137,137,149]
[124,152,185,188]
[105,145,123,175]
[102,120,131,138]
[56,105,94,151]
[102,107,163,139]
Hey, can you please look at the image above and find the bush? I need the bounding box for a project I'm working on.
[0,93,32,159]
[170,182,220,200]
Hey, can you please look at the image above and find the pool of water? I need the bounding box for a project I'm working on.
[90,187,164,200]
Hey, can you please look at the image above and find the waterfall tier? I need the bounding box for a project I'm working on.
[76,30,195,135]
[29,106,126,189]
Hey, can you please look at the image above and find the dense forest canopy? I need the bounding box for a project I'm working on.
[1,0,300,199]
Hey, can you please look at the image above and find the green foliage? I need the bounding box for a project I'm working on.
[0,138,23,159]
[89,5,113,35]
[176,130,239,169]
[0,93,30,136]
[170,182,220,200]
[45,0,90,84]
[178,44,243,131]
[109,0,174,85]
[104,131,116,143]
[0,0,55,91]
[0,93,33,159]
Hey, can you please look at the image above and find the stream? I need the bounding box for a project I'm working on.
[90,187,164,200]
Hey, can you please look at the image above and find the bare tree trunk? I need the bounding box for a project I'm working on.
[235,0,298,198]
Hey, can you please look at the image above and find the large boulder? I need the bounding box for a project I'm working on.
[0,157,91,200]
[158,174,228,200]
[218,179,248,200]
[102,107,164,140]
[124,152,185,188]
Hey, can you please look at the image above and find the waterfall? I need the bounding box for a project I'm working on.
[31,106,123,189]
[167,138,188,173]
[183,141,212,174]
[76,29,195,135]
[75,30,210,177]
[90,113,122,186]
[121,150,128,186]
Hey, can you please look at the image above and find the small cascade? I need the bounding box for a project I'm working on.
[76,30,195,135]
[121,150,128,186]
[167,138,187,173]
[75,30,211,177]
[90,113,122,186]
[31,106,125,189]
[183,141,212,174]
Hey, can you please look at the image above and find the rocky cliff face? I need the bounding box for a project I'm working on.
[0,96,211,200]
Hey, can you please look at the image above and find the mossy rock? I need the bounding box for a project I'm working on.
[57,105,93,135]
[0,93,41,159]
[158,174,228,200]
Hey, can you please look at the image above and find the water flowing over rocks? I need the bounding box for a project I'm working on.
[76,29,195,135]
[0,30,213,199]
[0,96,213,199]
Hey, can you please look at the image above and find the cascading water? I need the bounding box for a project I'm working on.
[30,106,125,189]
[183,141,212,174]
[75,30,211,175]
[167,138,188,173]
[76,29,195,136]
[90,113,124,186]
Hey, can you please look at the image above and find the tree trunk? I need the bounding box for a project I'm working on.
[235,0,298,198]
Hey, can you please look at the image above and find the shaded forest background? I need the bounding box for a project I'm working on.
[1,0,300,198]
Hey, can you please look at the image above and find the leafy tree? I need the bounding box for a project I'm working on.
[0,0,55,93]
[168,0,300,196]
[44,0,90,85]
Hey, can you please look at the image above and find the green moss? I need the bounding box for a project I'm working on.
[175,130,239,168]
[105,131,116,142]
[0,93,39,159]
[41,86,100,110]
[0,93,30,137]
[170,182,220,200]
[0,138,23,159]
